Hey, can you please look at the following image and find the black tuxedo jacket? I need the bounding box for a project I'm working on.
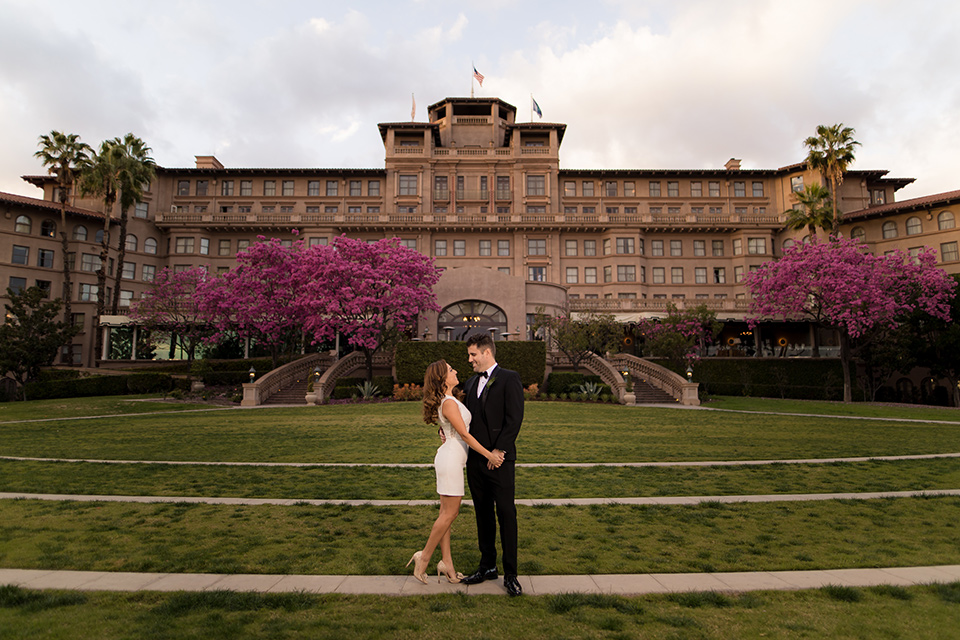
[464,365,524,461]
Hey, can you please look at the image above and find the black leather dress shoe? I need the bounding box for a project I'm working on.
[461,567,498,585]
[503,575,523,597]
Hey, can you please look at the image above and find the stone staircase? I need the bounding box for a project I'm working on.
[263,382,308,405]
[631,379,677,404]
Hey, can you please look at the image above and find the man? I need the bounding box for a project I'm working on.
[461,332,524,596]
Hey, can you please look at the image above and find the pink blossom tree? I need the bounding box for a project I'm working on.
[746,237,956,402]
[295,236,441,380]
[129,266,215,362]
[199,236,304,369]
[638,303,722,369]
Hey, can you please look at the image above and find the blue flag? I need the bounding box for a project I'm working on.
[532,96,542,118]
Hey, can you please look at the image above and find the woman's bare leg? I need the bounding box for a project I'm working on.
[419,495,461,570]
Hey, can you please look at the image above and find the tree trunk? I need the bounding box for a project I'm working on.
[363,347,374,382]
[111,207,129,315]
[830,175,840,237]
[839,331,853,403]
[59,226,73,365]
[94,198,114,365]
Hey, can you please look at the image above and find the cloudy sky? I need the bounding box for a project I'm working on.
[2,0,959,201]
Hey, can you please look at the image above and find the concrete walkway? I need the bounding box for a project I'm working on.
[4,489,960,507]
[3,565,959,596]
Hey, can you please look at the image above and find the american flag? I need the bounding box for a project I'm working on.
[473,66,484,86]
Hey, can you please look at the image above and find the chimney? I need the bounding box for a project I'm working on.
[724,158,741,171]
[195,155,224,169]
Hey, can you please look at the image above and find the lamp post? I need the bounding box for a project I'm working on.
[248,366,256,382]
[686,365,693,381]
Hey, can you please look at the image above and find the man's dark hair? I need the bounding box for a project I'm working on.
[466,332,496,357]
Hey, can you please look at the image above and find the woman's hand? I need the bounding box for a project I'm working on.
[487,448,505,469]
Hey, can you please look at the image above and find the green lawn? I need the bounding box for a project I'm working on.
[3,584,960,640]
[0,396,216,423]
[707,396,960,422]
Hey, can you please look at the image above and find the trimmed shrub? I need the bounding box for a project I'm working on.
[126,373,175,394]
[23,374,156,400]
[332,376,394,399]
[202,371,251,386]
[36,369,81,383]
[546,372,609,396]
[395,341,545,387]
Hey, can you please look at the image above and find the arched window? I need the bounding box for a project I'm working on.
[95,229,105,244]
[437,300,508,341]
[801,235,811,244]
[782,238,796,251]
[40,219,56,237]
[905,216,922,235]
[938,210,955,230]
[144,237,158,255]
[882,221,898,239]
[125,234,138,251]
[850,226,866,241]
[15,215,31,233]
[73,225,88,241]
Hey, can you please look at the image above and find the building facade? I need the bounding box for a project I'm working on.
[4,96,960,366]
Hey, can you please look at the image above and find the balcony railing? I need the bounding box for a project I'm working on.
[455,189,489,200]
[569,297,751,314]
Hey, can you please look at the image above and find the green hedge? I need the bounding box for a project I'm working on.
[201,371,250,386]
[395,341,546,387]
[23,373,175,400]
[545,372,608,395]
[653,358,861,401]
[331,376,396,399]
[36,369,82,383]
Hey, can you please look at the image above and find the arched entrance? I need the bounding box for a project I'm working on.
[437,300,507,341]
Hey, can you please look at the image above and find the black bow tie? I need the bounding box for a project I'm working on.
[479,371,489,378]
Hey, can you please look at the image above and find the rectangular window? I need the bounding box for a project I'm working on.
[695,267,707,284]
[528,266,546,282]
[80,253,98,272]
[281,180,294,196]
[218,240,231,256]
[263,180,276,196]
[651,239,664,256]
[605,181,618,197]
[221,180,234,196]
[752,181,764,197]
[199,238,210,255]
[582,206,595,214]
[734,266,744,282]
[667,181,679,197]
[652,267,665,284]
[347,206,361,213]
[237,240,250,252]
[367,206,380,213]
[566,267,579,284]
[941,241,959,262]
[791,176,804,193]
[261,206,275,213]
[733,181,745,197]
[325,206,339,213]
[606,207,619,214]
[496,176,510,199]
[616,237,634,254]
[690,181,702,197]
[238,206,252,213]
[121,261,135,279]
[349,180,362,197]
[584,267,597,284]
[309,237,328,247]
[712,240,724,256]
[526,206,546,213]
[528,239,547,255]
[526,175,545,196]
[584,240,597,256]
[564,181,576,197]
[640,265,646,283]
[399,239,417,250]
[119,290,134,308]
[565,239,578,256]
[603,266,612,283]
[434,240,447,256]
[9,277,27,294]
[307,180,320,196]
[603,238,612,255]
[240,180,252,196]
[618,293,636,300]
[649,181,661,197]
[564,206,577,214]
[142,264,156,282]
[498,267,511,275]
[582,181,594,197]
[498,240,510,256]
[134,202,149,219]
[713,267,726,284]
[670,240,682,256]
[693,240,706,256]
[399,175,417,196]
[37,248,54,268]
[624,181,636,197]
[196,180,208,196]
[747,237,766,254]
[177,180,190,196]
[733,238,743,255]
[479,240,491,256]
[323,180,337,196]
[368,180,380,196]
[454,240,466,256]
[709,181,720,197]
[617,265,636,282]
[79,283,98,301]
[671,267,684,284]
[175,237,195,254]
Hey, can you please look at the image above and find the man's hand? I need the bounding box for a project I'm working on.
[487,448,505,470]
[438,427,446,444]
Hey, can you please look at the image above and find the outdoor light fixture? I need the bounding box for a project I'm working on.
[248,366,256,382]
[313,366,321,381]
[686,366,693,380]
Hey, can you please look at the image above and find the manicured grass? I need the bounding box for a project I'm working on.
[1,497,958,575]
[2,584,960,640]
[3,402,960,464]
[3,458,959,500]
[0,396,216,423]
[707,396,960,422]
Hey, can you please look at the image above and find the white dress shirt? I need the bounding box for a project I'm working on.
[476,363,498,397]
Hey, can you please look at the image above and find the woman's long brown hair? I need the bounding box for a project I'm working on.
[422,359,463,424]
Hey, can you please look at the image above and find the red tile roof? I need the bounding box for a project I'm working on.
[0,190,109,221]
[843,189,960,221]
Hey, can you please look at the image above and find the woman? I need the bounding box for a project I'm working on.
[406,359,504,583]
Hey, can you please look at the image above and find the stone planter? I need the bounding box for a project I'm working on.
[305,391,319,406]
[623,392,636,405]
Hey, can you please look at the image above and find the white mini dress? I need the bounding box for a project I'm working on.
[434,395,471,496]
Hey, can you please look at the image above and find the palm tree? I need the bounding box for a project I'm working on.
[785,183,833,241]
[108,134,155,315]
[78,140,124,362]
[34,131,91,365]
[804,123,860,235]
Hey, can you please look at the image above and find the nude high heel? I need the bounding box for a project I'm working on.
[437,560,464,584]
[406,551,429,584]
